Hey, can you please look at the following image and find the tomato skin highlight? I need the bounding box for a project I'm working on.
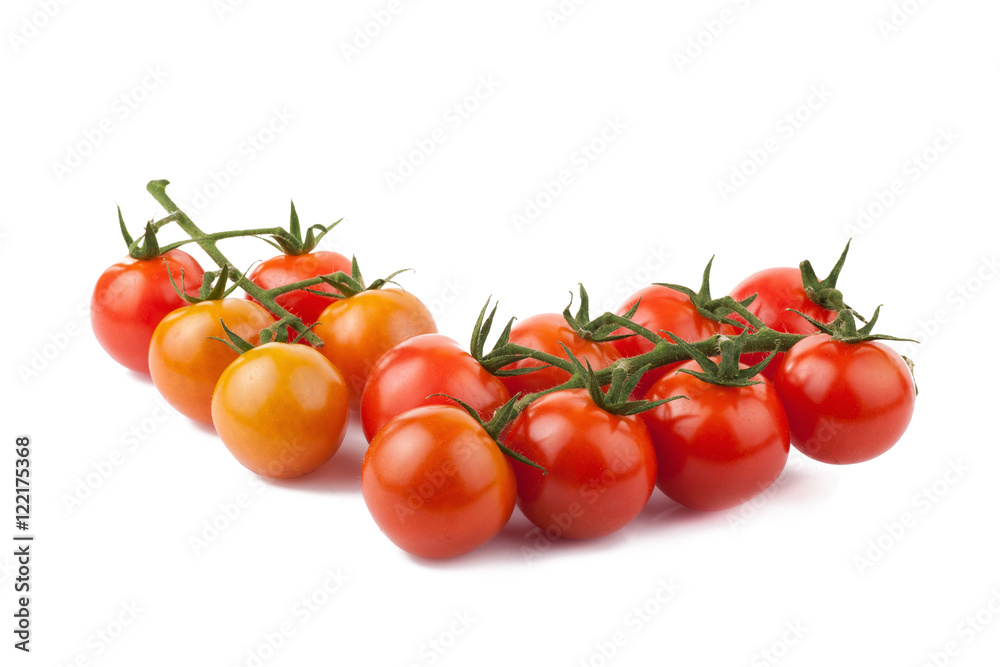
[360,334,510,443]
[361,405,516,559]
[772,334,916,464]
[314,289,437,406]
[611,286,721,396]
[642,361,790,511]
[91,250,205,374]
[498,313,620,397]
[148,299,275,425]
[504,389,657,540]
[245,251,352,326]
[211,343,349,478]
[727,267,837,380]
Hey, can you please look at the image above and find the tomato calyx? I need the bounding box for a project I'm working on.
[790,305,916,346]
[665,331,777,387]
[561,285,637,343]
[656,257,757,328]
[798,240,857,313]
[471,299,576,377]
[562,346,684,416]
[304,256,411,299]
[260,201,342,256]
[165,263,243,305]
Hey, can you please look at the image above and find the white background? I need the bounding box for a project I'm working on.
[3,1,999,665]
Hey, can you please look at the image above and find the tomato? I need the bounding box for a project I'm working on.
[91,250,205,374]
[642,361,790,511]
[611,286,721,397]
[245,251,352,328]
[505,389,656,539]
[314,289,437,406]
[211,343,349,478]
[361,405,516,559]
[148,299,275,425]
[727,267,837,380]
[772,334,915,464]
[360,334,510,443]
[498,313,620,397]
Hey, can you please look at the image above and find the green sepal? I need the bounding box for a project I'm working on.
[268,201,342,255]
[562,285,638,343]
[656,257,756,328]
[210,319,256,355]
[788,305,917,345]
[664,331,775,388]
[560,344,684,416]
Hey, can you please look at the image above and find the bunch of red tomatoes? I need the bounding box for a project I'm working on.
[91,183,917,559]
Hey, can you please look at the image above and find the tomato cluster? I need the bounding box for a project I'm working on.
[93,187,918,560]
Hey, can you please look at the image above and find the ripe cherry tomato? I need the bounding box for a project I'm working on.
[612,286,721,397]
[91,250,205,374]
[642,361,790,511]
[212,343,349,478]
[360,334,510,443]
[498,313,620,397]
[727,267,837,380]
[361,405,516,559]
[246,251,352,327]
[314,289,437,405]
[773,334,915,464]
[148,299,275,425]
[505,389,657,539]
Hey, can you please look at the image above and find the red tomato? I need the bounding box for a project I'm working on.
[314,289,437,406]
[91,250,205,374]
[611,286,721,397]
[246,251,352,326]
[361,405,516,559]
[727,267,837,380]
[642,361,790,511]
[499,313,620,397]
[148,299,275,425]
[772,334,915,464]
[504,389,657,540]
[360,334,510,443]
[212,343,349,478]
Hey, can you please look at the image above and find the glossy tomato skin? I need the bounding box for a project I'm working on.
[772,334,915,464]
[361,405,516,559]
[149,299,275,425]
[91,250,205,374]
[499,313,621,397]
[211,343,349,478]
[727,267,837,380]
[504,389,657,539]
[246,251,352,326]
[642,361,790,511]
[360,334,510,443]
[314,289,437,406]
[611,286,721,397]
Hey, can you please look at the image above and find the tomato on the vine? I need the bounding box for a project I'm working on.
[612,286,721,396]
[498,313,620,397]
[773,334,915,464]
[504,388,657,540]
[727,267,837,380]
[91,249,205,374]
[361,405,516,559]
[642,361,790,511]
[360,334,509,443]
[246,250,352,326]
[212,343,349,478]
[149,299,275,425]
[314,289,437,405]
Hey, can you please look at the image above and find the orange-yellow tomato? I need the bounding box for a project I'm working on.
[148,299,275,424]
[314,289,437,406]
[211,343,349,478]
